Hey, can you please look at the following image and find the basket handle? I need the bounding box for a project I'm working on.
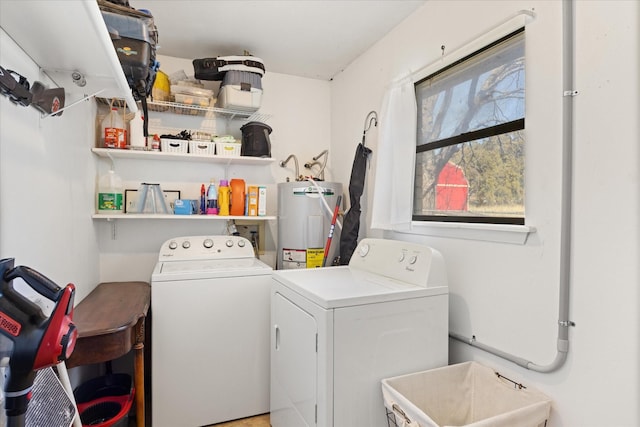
[391,403,413,426]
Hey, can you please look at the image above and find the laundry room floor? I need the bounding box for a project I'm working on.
[210,414,271,426]
[129,413,270,427]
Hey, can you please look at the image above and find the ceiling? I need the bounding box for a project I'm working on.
[129,0,426,80]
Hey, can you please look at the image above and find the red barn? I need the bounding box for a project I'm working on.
[436,162,469,211]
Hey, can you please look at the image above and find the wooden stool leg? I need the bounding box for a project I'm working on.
[134,318,146,427]
[134,343,145,427]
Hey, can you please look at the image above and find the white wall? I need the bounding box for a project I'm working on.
[0,29,100,303]
[330,1,639,426]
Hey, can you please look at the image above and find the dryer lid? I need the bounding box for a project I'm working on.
[272,266,447,309]
[152,257,272,281]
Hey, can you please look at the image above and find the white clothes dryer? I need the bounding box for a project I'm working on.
[151,235,272,427]
[270,238,449,427]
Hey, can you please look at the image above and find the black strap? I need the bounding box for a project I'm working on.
[201,58,265,72]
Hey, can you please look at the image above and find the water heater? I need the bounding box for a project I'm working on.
[277,181,343,269]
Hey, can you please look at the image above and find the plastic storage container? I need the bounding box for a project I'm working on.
[381,361,552,427]
[173,92,211,107]
[215,141,241,156]
[170,84,214,98]
[189,140,216,156]
[97,170,124,214]
[216,84,261,111]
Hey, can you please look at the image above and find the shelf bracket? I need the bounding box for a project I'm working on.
[40,89,107,118]
[107,218,117,240]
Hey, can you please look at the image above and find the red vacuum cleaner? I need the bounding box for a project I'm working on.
[0,258,77,427]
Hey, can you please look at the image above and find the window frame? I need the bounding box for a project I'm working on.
[412,28,526,226]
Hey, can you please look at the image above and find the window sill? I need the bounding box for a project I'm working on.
[401,221,536,245]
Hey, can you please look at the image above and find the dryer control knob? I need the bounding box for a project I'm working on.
[226,240,234,247]
[182,241,191,249]
[398,252,406,262]
[237,240,246,247]
[203,238,214,249]
[168,241,178,250]
[358,243,370,257]
[409,255,418,265]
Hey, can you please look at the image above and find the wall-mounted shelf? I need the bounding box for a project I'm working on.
[0,0,137,112]
[92,147,275,165]
[93,214,276,221]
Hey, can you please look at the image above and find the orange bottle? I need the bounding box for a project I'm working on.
[230,179,246,216]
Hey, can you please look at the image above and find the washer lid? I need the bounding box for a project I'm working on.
[152,258,272,282]
[272,266,448,309]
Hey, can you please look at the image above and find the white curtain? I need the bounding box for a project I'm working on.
[371,75,416,230]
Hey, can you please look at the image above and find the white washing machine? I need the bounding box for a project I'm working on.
[151,235,272,427]
[270,238,449,427]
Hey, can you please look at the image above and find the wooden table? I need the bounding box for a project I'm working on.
[66,281,150,427]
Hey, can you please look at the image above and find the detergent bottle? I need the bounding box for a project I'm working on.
[218,180,230,216]
[230,179,246,216]
[206,180,218,215]
[200,184,206,214]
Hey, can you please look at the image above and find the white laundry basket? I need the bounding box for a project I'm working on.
[381,361,552,427]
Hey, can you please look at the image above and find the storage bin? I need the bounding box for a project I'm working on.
[216,84,262,111]
[382,361,552,427]
[170,84,214,98]
[161,139,189,153]
[74,373,134,427]
[215,141,241,157]
[189,140,216,156]
[174,92,212,107]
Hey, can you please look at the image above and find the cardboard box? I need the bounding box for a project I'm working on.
[258,186,267,216]
[248,185,259,216]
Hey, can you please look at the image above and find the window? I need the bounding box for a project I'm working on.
[413,29,525,225]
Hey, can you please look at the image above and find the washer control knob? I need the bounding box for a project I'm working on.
[168,241,178,250]
[182,241,191,249]
[237,239,246,248]
[409,255,418,265]
[358,243,370,257]
[226,239,234,247]
[398,252,406,262]
[203,238,214,249]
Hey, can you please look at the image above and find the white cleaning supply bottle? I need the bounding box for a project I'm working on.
[206,180,218,215]
[128,109,146,150]
[97,170,124,214]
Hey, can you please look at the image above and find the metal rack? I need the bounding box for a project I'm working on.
[146,99,271,122]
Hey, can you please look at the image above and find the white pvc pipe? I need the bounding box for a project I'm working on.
[305,177,343,230]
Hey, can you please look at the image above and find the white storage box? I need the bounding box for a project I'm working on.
[189,140,216,156]
[382,362,552,427]
[216,84,262,111]
[160,139,188,153]
[215,141,241,157]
